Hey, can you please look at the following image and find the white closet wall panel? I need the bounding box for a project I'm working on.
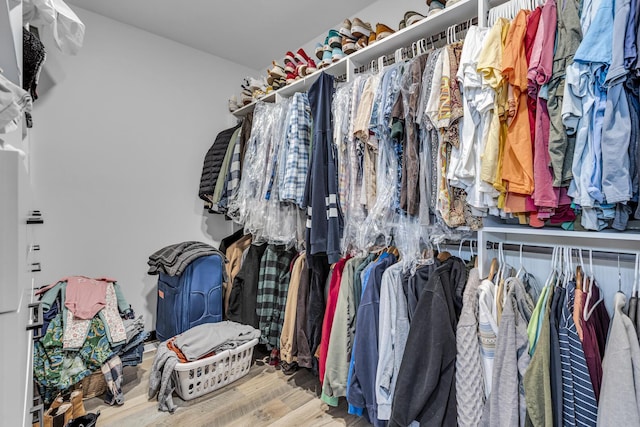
[30,7,257,332]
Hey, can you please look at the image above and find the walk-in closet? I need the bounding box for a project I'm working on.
[2,0,640,425]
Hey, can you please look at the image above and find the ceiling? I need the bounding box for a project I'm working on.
[67,0,376,70]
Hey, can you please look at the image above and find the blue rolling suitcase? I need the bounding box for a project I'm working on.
[155,254,225,342]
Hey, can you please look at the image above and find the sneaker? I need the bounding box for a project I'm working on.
[328,29,342,48]
[241,93,252,105]
[355,35,368,50]
[351,18,373,38]
[315,43,324,60]
[280,360,298,375]
[320,48,333,68]
[342,36,356,54]
[368,30,377,45]
[269,348,280,366]
[249,77,266,92]
[339,18,353,38]
[286,70,299,84]
[295,48,315,66]
[376,23,395,41]
[268,61,286,79]
[296,48,316,76]
[332,47,346,62]
[404,11,426,26]
[284,51,296,65]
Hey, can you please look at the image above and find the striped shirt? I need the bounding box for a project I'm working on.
[559,281,598,427]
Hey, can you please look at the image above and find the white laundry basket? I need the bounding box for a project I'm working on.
[172,338,258,400]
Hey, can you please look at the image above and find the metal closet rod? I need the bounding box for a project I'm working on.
[485,240,639,263]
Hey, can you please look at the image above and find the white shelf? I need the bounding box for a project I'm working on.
[232,91,276,117]
[347,0,478,67]
[232,0,478,117]
[481,217,640,242]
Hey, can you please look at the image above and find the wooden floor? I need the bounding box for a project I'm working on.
[84,347,370,427]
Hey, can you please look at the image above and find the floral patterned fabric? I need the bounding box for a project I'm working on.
[34,313,113,403]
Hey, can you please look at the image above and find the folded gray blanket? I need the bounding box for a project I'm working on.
[148,321,259,412]
[175,321,260,361]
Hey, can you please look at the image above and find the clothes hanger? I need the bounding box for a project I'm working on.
[543,245,558,290]
[618,254,622,293]
[633,252,639,298]
[584,249,604,321]
[395,48,404,65]
[516,243,527,279]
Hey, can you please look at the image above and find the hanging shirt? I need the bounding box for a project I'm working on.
[597,292,640,426]
[375,263,408,420]
[318,255,351,385]
[478,18,510,194]
[347,254,396,425]
[478,278,499,398]
[501,10,534,197]
[305,72,343,263]
[559,281,598,426]
[600,0,633,205]
[279,92,312,208]
[523,286,555,426]
[321,255,368,406]
[256,245,297,350]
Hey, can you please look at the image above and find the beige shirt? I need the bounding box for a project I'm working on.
[223,234,252,316]
[280,253,306,363]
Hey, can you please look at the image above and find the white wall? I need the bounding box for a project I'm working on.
[31,7,256,332]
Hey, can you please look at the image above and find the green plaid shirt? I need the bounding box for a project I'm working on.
[256,245,297,349]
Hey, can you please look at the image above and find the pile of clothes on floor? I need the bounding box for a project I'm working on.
[148,321,260,413]
[33,276,148,406]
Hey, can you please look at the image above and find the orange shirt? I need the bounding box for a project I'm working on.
[501,10,534,196]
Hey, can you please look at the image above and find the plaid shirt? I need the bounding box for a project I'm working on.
[256,245,297,349]
[279,92,311,208]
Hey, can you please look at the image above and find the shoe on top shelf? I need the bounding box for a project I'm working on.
[376,23,395,41]
[331,47,346,62]
[339,18,354,39]
[315,43,324,60]
[328,29,342,49]
[320,47,333,68]
[268,61,286,79]
[351,18,373,38]
[342,36,356,54]
[404,11,426,26]
[368,30,377,45]
[355,35,368,50]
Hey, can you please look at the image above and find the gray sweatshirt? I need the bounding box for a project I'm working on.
[375,263,409,420]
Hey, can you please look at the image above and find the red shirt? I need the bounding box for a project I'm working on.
[318,255,351,384]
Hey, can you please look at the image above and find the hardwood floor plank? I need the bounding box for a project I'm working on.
[82,349,372,427]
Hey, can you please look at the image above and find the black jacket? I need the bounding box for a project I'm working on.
[390,257,467,427]
[199,124,241,203]
[227,243,267,328]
